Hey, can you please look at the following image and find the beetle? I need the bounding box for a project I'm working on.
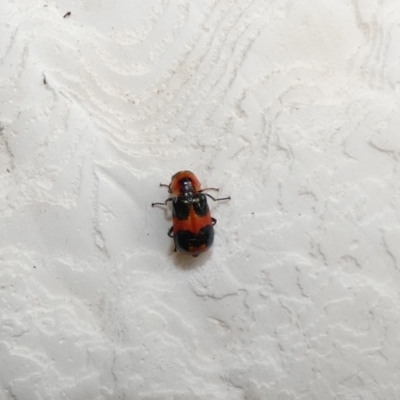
[152,171,231,257]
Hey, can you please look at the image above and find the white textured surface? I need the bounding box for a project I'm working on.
[1,0,400,399]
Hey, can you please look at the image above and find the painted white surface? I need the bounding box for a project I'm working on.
[1,0,400,399]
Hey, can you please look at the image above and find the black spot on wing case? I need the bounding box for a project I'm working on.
[172,198,190,220]
[192,194,209,217]
[172,194,210,220]
[174,225,214,253]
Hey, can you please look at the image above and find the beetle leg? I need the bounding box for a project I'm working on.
[199,187,219,192]
[159,183,172,194]
[152,198,174,207]
[205,194,231,202]
[212,218,217,226]
[168,228,177,252]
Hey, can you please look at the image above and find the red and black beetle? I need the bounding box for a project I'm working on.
[152,171,231,257]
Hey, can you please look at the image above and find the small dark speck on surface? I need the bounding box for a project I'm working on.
[43,76,47,85]
[33,266,36,268]
[63,11,71,18]
[7,169,9,172]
